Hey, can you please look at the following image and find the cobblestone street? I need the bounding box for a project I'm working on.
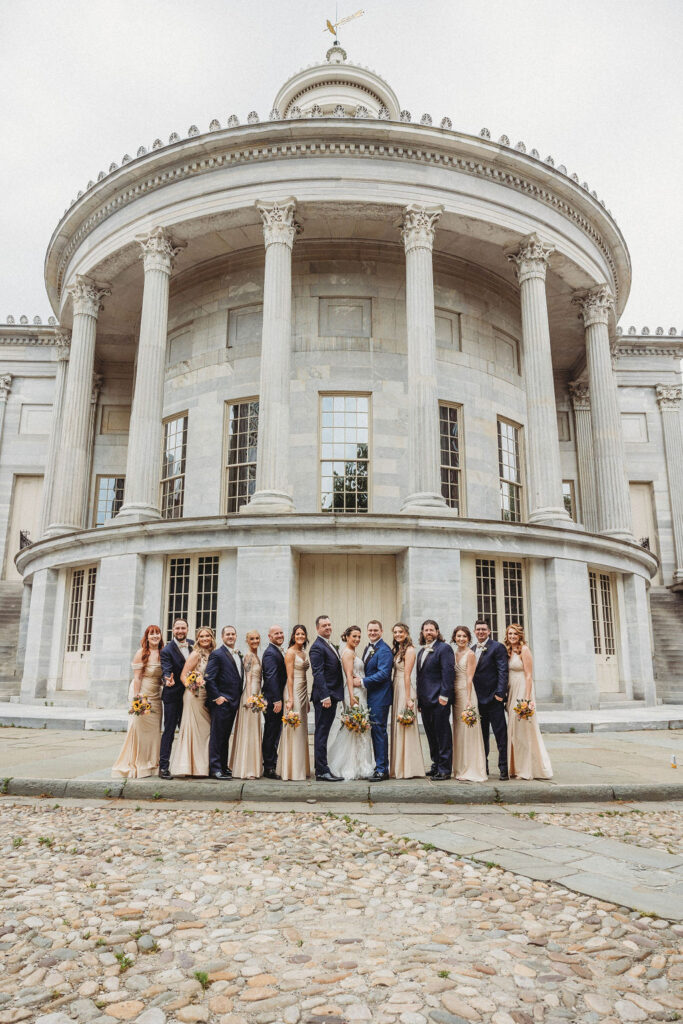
[1,800,682,1024]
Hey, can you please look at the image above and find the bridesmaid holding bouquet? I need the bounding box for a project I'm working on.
[231,631,264,779]
[112,625,164,779]
[505,623,553,780]
[389,623,425,779]
[451,626,487,781]
[278,625,311,780]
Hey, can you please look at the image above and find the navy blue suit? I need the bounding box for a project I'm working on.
[362,638,394,775]
[471,638,509,775]
[159,638,194,771]
[416,640,454,776]
[204,645,244,775]
[261,643,287,773]
[309,636,344,777]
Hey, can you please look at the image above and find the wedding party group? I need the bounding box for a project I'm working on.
[111,613,553,784]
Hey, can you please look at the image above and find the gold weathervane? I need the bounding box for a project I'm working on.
[324,8,365,42]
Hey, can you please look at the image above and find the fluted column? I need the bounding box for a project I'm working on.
[656,384,683,587]
[569,381,599,533]
[574,285,632,539]
[39,334,71,537]
[506,234,571,525]
[400,203,450,514]
[117,228,181,522]
[243,199,298,513]
[0,373,12,451]
[46,276,109,535]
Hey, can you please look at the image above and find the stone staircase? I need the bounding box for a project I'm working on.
[0,581,23,700]
[651,587,683,703]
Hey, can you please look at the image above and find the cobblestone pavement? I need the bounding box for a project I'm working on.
[1,801,682,1024]
[530,808,682,856]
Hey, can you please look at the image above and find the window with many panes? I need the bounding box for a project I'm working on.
[497,419,523,522]
[562,480,576,521]
[225,400,259,513]
[161,414,188,519]
[320,395,369,513]
[165,555,219,639]
[589,570,616,656]
[475,557,526,640]
[93,476,125,526]
[66,566,97,653]
[439,403,462,513]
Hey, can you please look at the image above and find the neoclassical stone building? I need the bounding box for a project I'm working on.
[0,45,681,707]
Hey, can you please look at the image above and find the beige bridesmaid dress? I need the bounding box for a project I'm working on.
[452,648,487,782]
[170,649,211,777]
[389,652,425,779]
[112,662,163,778]
[507,650,553,780]
[230,653,263,779]
[277,652,310,781]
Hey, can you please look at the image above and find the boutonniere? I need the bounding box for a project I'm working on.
[367,645,375,657]
[235,649,243,658]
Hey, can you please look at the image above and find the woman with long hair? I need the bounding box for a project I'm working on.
[327,625,375,780]
[277,624,311,780]
[389,623,424,778]
[231,630,264,779]
[451,626,487,781]
[505,623,552,780]
[112,624,164,778]
[170,626,216,777]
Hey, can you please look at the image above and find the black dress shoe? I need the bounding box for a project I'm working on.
[499,771,510,781]
[433,772,451,780]
[211,770,233,780]
[316,772,343,782]
[263,769,281,780]
[368,770,390,781]
[158,768,173,780]
[425,767,438,778]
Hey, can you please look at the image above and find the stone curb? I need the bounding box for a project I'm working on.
[2,776,682,804]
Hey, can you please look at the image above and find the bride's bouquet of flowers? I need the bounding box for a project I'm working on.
[185,671,203,696]
[397,706,416,726]
[513,698,535,720]
[340,703,371,734]
[129,695,152,716]
[461,704,478,728]
[245,692,268,714]
[281,709,301,728]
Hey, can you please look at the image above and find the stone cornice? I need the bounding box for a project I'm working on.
[614,342,683,359]
[0,329,65,347]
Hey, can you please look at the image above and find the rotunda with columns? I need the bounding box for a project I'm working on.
[3,44,682,709]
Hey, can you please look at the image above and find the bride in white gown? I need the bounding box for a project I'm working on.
[328,625,376,781]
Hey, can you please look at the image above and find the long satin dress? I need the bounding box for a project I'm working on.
[277,652,311,781]
[389,652,425,779]
[507,650,553,780]
[230,653,263,779]
[452,648,487,782]
[112,662,163,778]
[169,649,211,777]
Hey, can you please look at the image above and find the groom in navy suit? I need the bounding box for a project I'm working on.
[471,618,509,780]
[204,625,244,779]
[261,625,287,779]
[159,618,194,779]
[361,620,394,781]
[416,619,454,779]
[309,614,344,781]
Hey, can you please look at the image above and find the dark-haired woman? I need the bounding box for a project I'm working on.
[389,623,424,779]
[327,626,375,780]
[451,626,487,782]
[277,625,311,780]
[112,625,164,778]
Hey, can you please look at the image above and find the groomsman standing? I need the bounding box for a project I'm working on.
[204,625,244,779]
[309,615,344,782]
[362,620,394,781]
[261,625,286,779]
[471,618,509,780]
[416,619,454,780]
[159,618,193,779]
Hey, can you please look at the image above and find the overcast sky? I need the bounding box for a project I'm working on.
[2,0,681,330]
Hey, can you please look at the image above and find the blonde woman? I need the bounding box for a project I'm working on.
[389,623,424,778]
[451,626,487,781]
[170,626,215,777]
[230,630,264,779]
[505,624,553,780]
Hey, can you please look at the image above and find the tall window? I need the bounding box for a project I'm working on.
[94,476,125,526]
[66,566,97,653]
[439,403,462,513]
[166,555,219,639]
[320,395,369,513]
[225,400,259,513]
[562,480,576,521]
[497,419,523,522]
[589,570,616,656]
[475,557,525,639]
[161,414,187,519]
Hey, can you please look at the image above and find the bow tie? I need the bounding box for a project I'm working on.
[477,644,487,650]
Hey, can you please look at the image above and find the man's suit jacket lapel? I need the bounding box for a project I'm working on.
[418,646,431,672]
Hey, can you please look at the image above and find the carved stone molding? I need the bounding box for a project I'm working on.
[138,226,183,275]
[67,275,110,319]
[256,198,301,249]
[0,373,12,400]
[55,332,71,361]
[656,384,682,410]
[617,344,683,359]
[573,284,615,329]
[400,203,443,254]
[569,381,590,410]
[506,232,554,285]
[91,373,104,404]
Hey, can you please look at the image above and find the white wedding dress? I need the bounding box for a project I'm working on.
[328,649,376,781]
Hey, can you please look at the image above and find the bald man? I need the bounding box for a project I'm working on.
[261,625,286,779]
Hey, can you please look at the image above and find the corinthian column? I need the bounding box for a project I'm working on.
[243,199,298,513]
[400,203,450,514]
[656,384,683,587]
[506,234,570,525]
[46,276,109,535]
[39,334,70,537]
[0,373,12,450]
[117,227,182,522]
[569,381,599,533]
[574,285,632,539]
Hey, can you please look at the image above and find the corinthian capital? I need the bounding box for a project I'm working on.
[55,332,71,361]
[67,275,110,319]
[256,198,300,249]
[573,284,615,329]
[401,203,443,254]
[569,380,590,410]
[0,373,12,401]
[91,373,104,405]
[506,233,554,285]
[656,384,682,410]
[138,226,183,275]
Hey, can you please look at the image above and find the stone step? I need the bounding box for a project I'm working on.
[650,587,683,704]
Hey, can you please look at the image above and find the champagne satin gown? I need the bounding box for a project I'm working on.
[452,648,487,782]
[112,662,163,778]
[277,652,311,781]
[507,650,553,780]
[389,653,425,779]
[230,653,263,779]
[170,649,211,777]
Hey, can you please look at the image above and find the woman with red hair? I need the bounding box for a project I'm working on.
[112,624,164,778]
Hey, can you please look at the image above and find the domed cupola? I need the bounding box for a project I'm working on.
[272,44,401,119]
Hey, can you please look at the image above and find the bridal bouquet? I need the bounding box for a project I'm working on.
[185,671,203,696]
[245,692,268,714]
[461,704,478,728]
[513,698,535,720]
[282,709,301,728]
[340,703,371,734]
[129,695,152,716]
[397,706,416,726]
